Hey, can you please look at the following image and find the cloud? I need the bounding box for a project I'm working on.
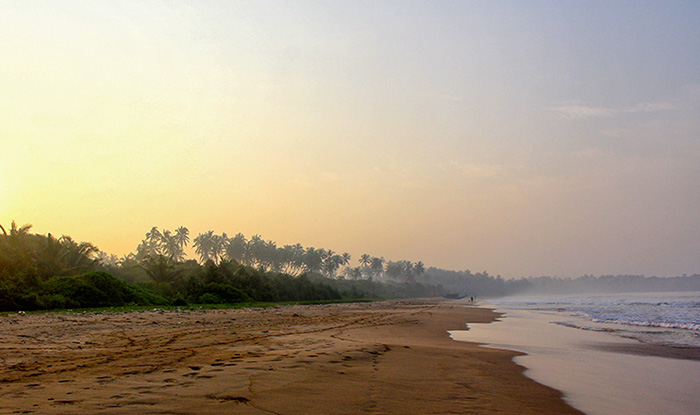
[550,101,676,120]
[441,161,507,179]
[627,102,676,113]
[550,104,617,120]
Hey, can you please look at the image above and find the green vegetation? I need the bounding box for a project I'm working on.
[0,222,439,312]
[4,221,696,312]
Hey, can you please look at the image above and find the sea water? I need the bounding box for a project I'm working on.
[451,291,700,415]
[491,291,700,349]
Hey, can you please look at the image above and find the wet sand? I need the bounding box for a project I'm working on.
[0,299,583,414]
[453,308,700,415]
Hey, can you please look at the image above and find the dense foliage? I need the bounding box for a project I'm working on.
[0,222,438,311]
[2,221,698,312]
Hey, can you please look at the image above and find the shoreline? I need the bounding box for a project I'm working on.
[594,341,700,361]
[454,305,700,415]
[0,299,583,414]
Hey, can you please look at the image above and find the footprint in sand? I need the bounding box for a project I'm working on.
[96,376,112,383]
[52,400,77,405]
[205,394,250,404]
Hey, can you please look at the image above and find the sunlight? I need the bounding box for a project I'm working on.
[0,165,6,197]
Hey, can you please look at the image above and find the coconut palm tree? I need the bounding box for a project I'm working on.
[161,230,185,261]
[56,235,100,275]
[212,233,227,265]
[264,240,280,272]
[322,256,339,278]
[224,233,247,263]
[3,221,33,238]
[359,254,371,268]
[145,227,162,246]
[96,251,120,267]
[345,266,363,280]
[35,233,64,278]
[414,261,425,276]
[275,243,305,276]
[302,247,324,274]
[0,221,35,280]
[139,253,182,284]
[193,230,216,264]
[174,226,190,250]
[370,257,385,279]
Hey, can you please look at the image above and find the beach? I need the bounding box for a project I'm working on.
[0,299,582,414]
[453,298,700,415]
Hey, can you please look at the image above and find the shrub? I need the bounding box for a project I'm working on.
[203,282,250,303]
[198,293,221,304]
[40,271,168,309]
[0,282,40,311]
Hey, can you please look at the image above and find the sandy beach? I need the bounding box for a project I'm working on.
[454,305,700,415]
[0,299,583,414]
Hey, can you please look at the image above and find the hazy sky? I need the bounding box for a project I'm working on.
[2,1,699,278]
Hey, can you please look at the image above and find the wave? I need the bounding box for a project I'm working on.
[590,318,700,332]
[552,321,621,333]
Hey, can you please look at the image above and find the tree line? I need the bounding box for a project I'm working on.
[0,222,435,311]
[124,226,424,283]
[4,221,695,312]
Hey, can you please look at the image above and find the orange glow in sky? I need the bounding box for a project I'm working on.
[3,2,699,278]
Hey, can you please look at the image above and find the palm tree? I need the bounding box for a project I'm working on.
[264,239,280,272]
[5,221,33,238]
[1,221,35,266]
[370,257,385,279]
[322,256,339,278]
[193,230,216,264]
[276,243,304,275]
[174,226,190,250]
[145,227,162,246]
[322,252,350,279]
[345,267,363,280]
[359,254,371,268]
[302,247,324,274]
[139,253,182,284]
[96,251,120,267]
[248,234,274,270]
[211,233,226,265]
[136,227,163,259]
[161,230,185,261]
[414,261,425,276]
[56,235,100,275]
[35,233,64,278]
[323,249,335,261]
[224,233,247,263]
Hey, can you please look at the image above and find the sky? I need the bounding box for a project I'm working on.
[2,1,699,278]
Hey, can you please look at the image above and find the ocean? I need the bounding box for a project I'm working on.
[451,291,700,415]
[490,291,700,349]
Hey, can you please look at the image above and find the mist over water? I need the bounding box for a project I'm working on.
[491,291,700,348]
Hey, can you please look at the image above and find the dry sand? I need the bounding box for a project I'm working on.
[0,299,583,414]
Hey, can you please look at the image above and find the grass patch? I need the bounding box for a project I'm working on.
[1,298,382,316]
